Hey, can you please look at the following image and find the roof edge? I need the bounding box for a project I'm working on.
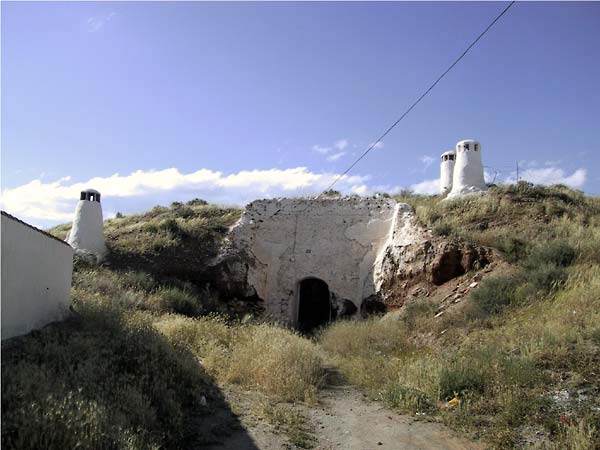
[1,211,73,248]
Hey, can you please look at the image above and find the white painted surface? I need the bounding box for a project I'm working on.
[229,197,419,323]
[67,195,107,259]
[447,139,487,199]
[1,213,74,340]
[439,150,456,194]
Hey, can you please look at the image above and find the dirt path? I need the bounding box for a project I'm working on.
[199,366,483,450]
[305,367,483,450]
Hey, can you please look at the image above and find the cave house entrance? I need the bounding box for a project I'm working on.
[297,277,333,332]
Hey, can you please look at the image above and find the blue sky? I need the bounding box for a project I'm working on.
[2,1,599,227]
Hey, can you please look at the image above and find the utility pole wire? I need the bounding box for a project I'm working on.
[316,1,516,198]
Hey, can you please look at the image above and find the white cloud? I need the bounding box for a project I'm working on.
[0,167,370,227]
[410,178,440,195]
[326,152,346,162]
[334,139,348,150]
[504,167,586,188]
[420,155,435,170]
[370,141,385,149]
[87,12,116,32]
[312,145,332,154]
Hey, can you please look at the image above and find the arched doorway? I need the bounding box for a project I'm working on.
[297,278,332,332]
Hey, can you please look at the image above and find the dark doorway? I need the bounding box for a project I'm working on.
[297,278,332,332]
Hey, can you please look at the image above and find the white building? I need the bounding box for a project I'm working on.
[67,189,107,260]
[1,211,74,340]
[446,139,487,199]
[439,150,456,194]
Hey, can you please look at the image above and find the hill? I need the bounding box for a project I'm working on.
[2,184,599,449]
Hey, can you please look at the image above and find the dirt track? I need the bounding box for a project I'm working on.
[201,367,483,450]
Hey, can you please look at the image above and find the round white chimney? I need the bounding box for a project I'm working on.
[67,189,107,260]
[447,139,487,199]
[439,150,456,194]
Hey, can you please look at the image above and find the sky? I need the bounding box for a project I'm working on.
[2,1,599,228]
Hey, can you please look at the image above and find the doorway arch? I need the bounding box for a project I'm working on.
[297,278,332,332]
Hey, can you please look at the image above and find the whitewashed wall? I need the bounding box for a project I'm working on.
[1,213,74,340]
[229,197,412,324]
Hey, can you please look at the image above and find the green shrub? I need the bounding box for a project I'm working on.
[438,357,488,399]
[401,301,436,331]
[468,274,519,318]
[158,218,180,235]
[149,286,201,316]
[497,236,530,263]
[141,223,158,234]
[432,221,452,237]
[523,241,577,270]
[378,384,435,413]
[187,198,208,206]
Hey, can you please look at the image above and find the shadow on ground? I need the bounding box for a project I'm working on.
[1,309,259,450]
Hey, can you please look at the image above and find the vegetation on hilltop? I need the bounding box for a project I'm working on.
[50,199,242,280]
[321,183,600,449]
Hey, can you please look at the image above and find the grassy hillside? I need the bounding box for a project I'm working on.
[3,185,599,449]
[50,199,242,281]
[321,183,600,449]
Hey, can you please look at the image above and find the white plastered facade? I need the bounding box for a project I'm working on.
[229,197,419,324]
[1,212,74,340]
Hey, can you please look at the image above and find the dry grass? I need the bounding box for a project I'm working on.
[155,315,324,403]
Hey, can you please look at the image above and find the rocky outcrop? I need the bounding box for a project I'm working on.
[373,208,491,310]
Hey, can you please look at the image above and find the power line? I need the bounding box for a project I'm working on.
[317,1,516,198]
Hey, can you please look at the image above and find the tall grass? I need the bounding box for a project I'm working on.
[155,315,324,402]
[1,297,207,450]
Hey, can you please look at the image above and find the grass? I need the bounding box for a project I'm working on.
[322,184,600,449]
[155,315,324,403]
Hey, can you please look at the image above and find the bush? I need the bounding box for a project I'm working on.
[438,357,488,399]
[141,222,159,234]
[468,274,519,318]
[523,241,577,270]
[378,384,435,413]
[149,286,201,316]
[432,221,452,237]
[159,218,180,235]
[187,198,208,206]
[497,236,530,263]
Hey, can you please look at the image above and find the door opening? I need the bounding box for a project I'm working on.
[297,278,332,332]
